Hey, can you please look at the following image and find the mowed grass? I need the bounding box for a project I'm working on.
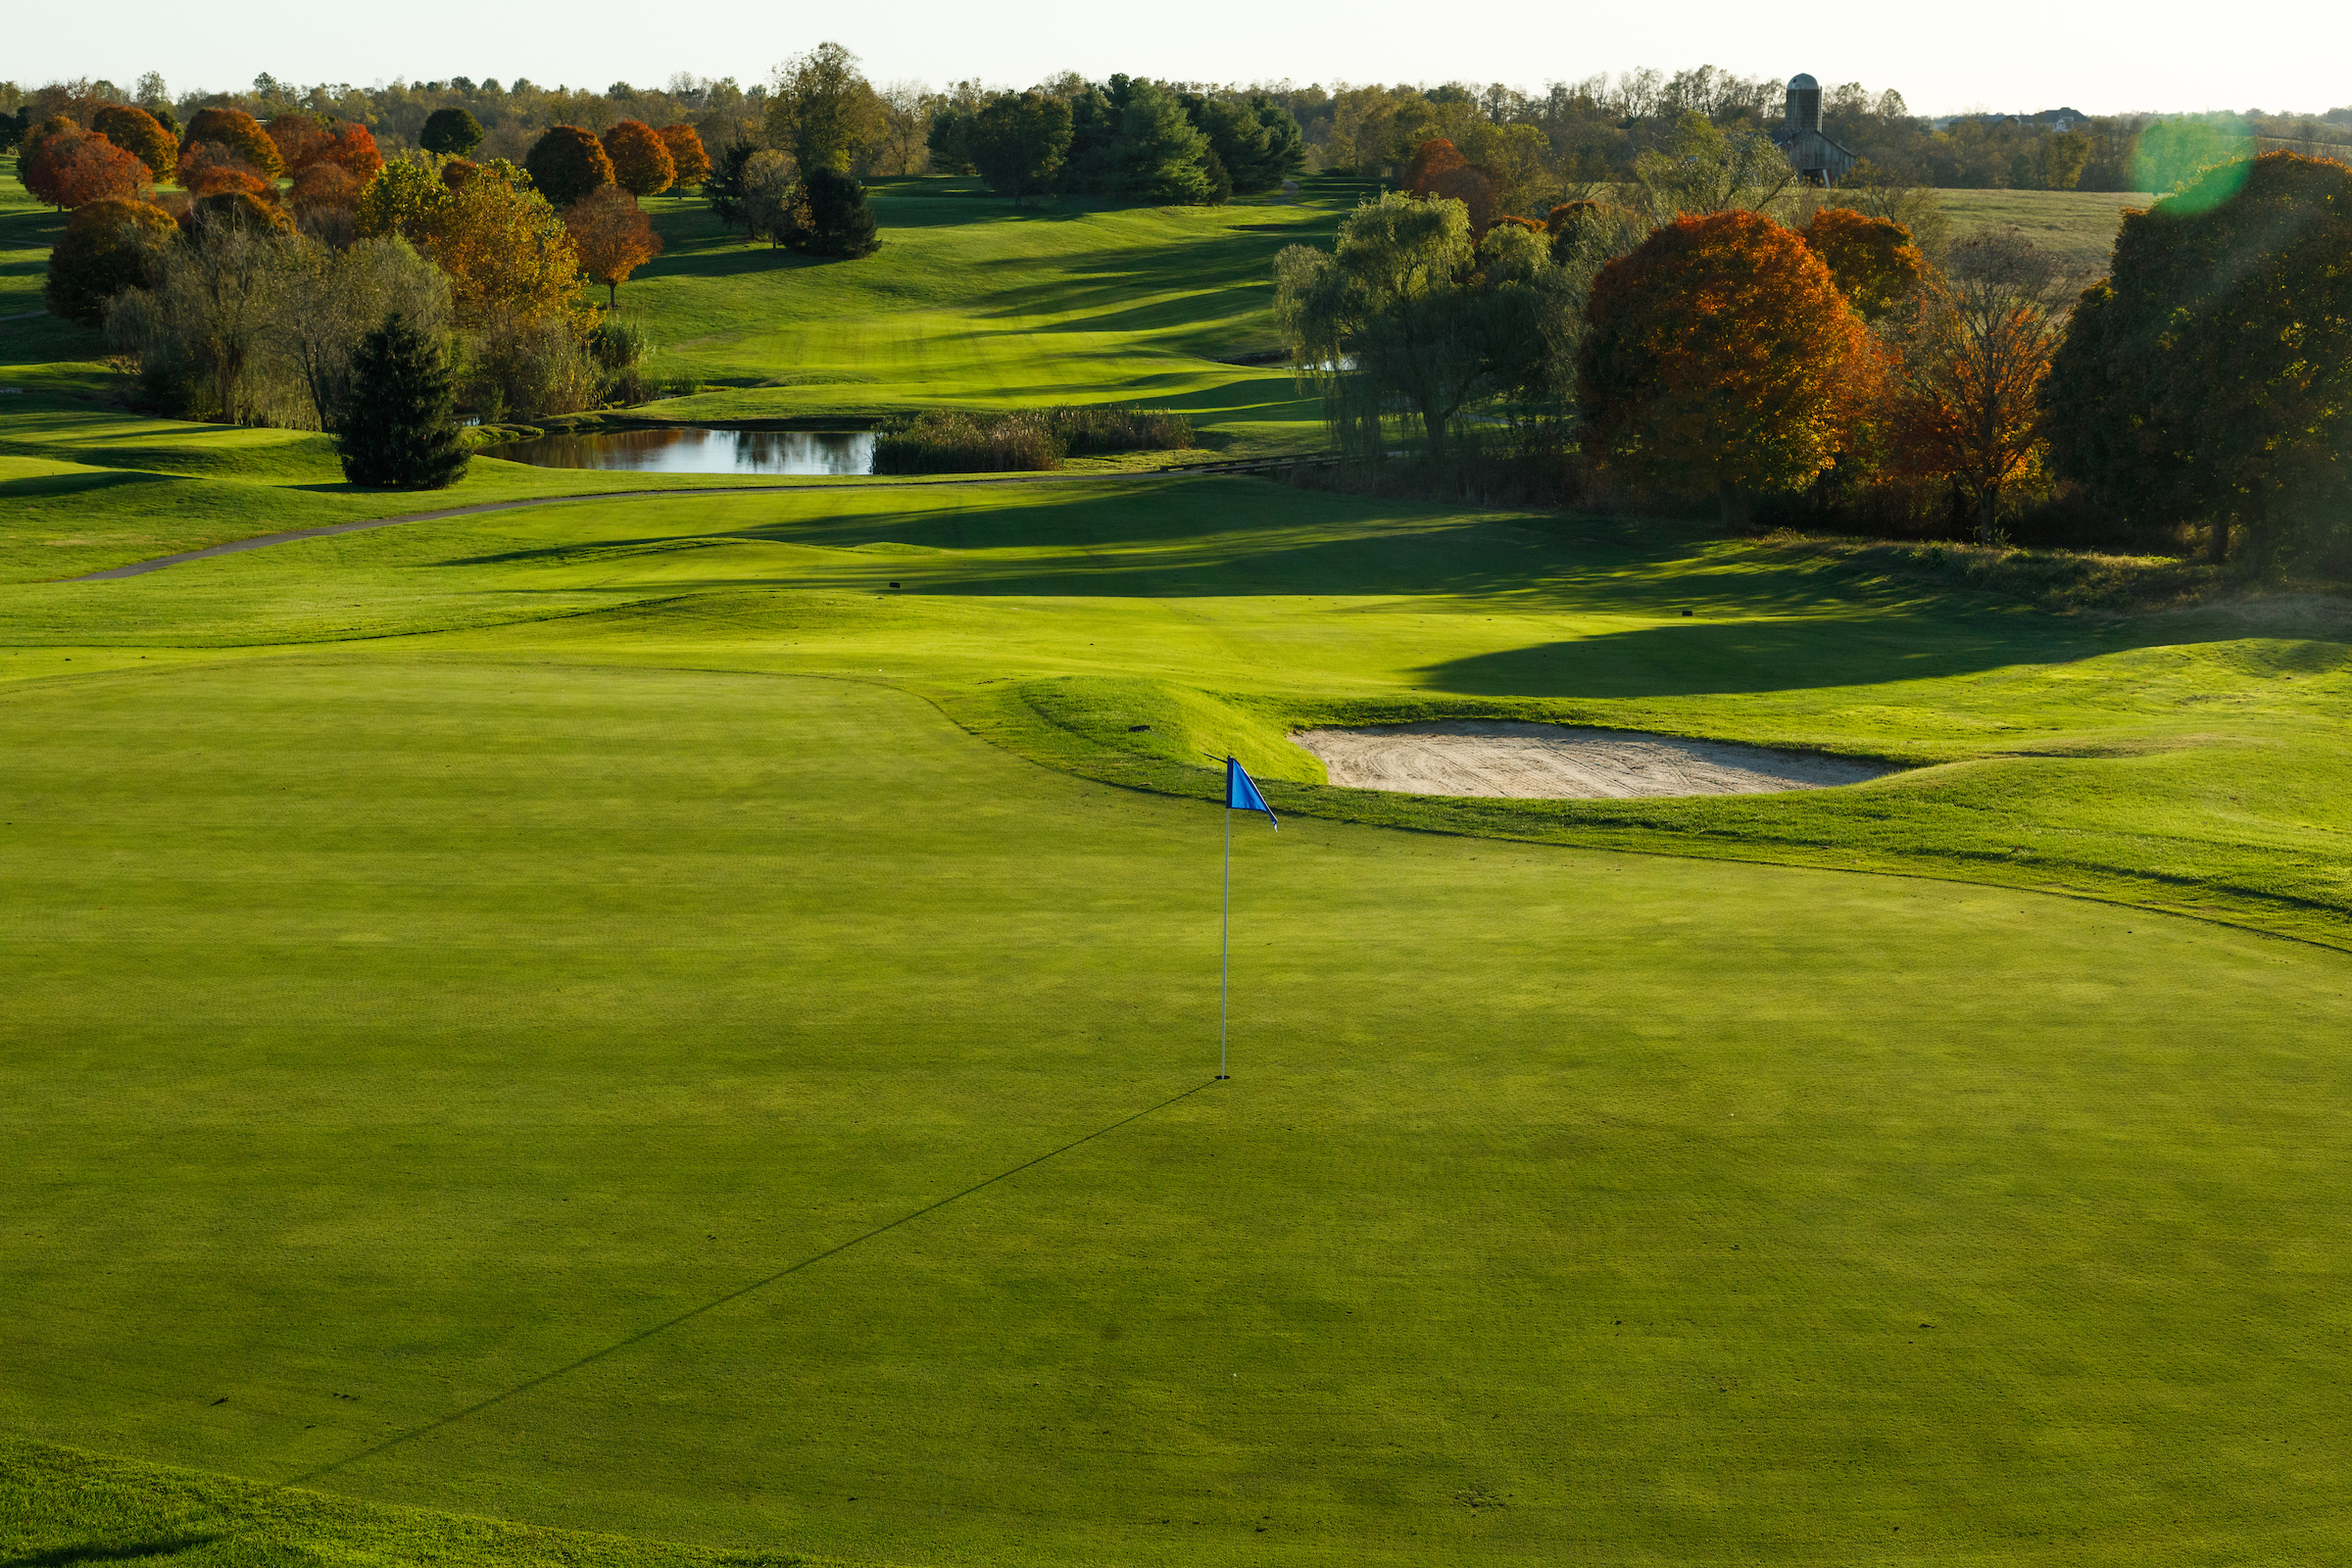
[6,637,2352,1568]
[617,177,1341,448]
[8,153,2352,1568]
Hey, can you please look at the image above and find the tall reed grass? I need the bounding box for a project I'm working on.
[871,407,1195,474]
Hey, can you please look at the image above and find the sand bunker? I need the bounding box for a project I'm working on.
[1293,719,1897,800]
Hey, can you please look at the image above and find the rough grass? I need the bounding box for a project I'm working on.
[1936,186,2152,285]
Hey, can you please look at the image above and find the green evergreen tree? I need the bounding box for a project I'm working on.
[703,138,757,230]
[787,167,880,258]
[338,313,469,488]
[1116,81,1212,205]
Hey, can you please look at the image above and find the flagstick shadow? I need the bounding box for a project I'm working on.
[283,1076,1223,1489]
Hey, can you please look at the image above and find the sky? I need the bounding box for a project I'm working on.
[14,0,2345,119]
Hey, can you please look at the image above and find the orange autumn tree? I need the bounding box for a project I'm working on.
[659,123,710,188]
[1577,209,1879,526]
[176,141,277,202]
[293,122,383,183]
[181,107,283,178]
[564,183,662,306]
[91,105,177,182]
[1800,207,1927,322]
[53,133,154,208]
[601,121,675,198]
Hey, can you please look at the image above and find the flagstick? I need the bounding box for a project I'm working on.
[1219,796,1232,1081]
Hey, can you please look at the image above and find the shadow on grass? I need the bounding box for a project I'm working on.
[2,1535,223,1568]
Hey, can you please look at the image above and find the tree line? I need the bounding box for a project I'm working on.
[1278,138,2352,572]
[12,64,2347,219]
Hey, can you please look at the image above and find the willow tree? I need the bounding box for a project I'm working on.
[1276,192,1564,465]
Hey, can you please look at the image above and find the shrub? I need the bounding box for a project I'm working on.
[587,314,651,402]
[45,197,176,323]
[191,189,290,233]
[461,311,605,418]
[91,105,176,182]
[873,411,1062,473]
[523,125,614,208]
[419,107,485,159]
[601,121,674,197]
[340,312,468,488]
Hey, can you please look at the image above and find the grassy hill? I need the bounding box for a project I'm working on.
[5,166,2351,1568]
[584,175,1343,449]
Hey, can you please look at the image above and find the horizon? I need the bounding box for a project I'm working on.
[10,0,2344,122]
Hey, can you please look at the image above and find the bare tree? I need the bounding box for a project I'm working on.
[1893,231,2071,543]
[872,80,934,176]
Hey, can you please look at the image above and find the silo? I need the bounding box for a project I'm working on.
[1786,74,1822,134]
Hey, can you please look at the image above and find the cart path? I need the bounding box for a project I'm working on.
[72,470,1189,581]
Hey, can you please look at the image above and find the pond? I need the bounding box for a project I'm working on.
[490,426,875,476]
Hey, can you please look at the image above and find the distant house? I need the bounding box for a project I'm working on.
[1771,74,1858,187]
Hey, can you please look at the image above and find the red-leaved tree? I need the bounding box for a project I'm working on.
[1578,209,1881,526]
[20,117,85,208]
[176,141,277,203]
[54,133,154,208]
[1402,138,1467,196]
[564,183,664,306]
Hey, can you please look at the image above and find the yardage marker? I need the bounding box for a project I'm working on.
[284,1076,1220,1487]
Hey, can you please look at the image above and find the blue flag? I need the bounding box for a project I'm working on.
[1225,757,1278,830]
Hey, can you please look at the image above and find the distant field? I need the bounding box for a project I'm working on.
[1937,187,2152,282]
